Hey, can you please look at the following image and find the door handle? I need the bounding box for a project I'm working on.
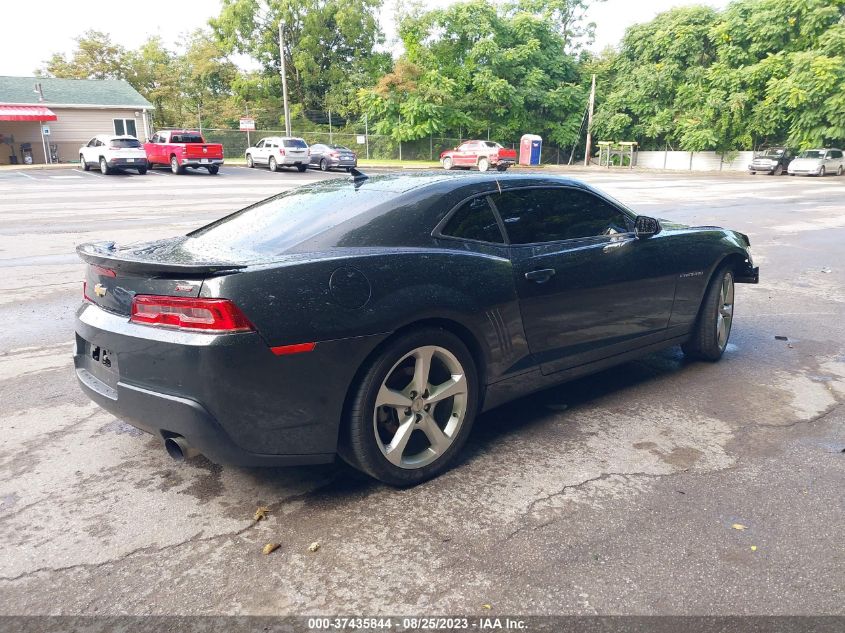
[525,268,556,283]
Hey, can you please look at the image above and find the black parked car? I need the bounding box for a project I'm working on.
[748,147,794,175]
[308,143,358,171]
[75,172,758,486]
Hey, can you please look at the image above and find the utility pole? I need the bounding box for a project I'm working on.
[328,109,332,144]
[584,74,596,167]
[245,103,251,148]
[278,20,292,136]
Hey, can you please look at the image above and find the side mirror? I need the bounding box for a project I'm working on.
[635,215,661,239]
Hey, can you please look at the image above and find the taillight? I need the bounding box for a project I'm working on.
[130,295,254,333]
[329,152,340,158]
[278,149,285,155]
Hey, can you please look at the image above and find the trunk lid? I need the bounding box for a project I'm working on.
[78,239,245,316]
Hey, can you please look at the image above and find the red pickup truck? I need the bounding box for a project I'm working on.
[145,130,224,175]
[440,140,517,172]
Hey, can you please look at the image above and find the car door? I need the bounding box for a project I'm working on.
[453,143,474,166]
[493,186,678,375]
[82,138,97,164]
[252,139,267,163]
[309,144,325,165]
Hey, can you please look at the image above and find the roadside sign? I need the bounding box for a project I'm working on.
[239,118,255,131]
[356,135,366,144]
[42,125,51,136]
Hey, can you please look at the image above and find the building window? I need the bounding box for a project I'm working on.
[113,118,137,137]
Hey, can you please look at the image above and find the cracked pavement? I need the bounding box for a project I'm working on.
[0,167,843,615]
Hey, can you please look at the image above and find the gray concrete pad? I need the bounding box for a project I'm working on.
[0,167,843,615]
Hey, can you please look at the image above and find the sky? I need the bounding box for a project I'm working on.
[0,0,731,77]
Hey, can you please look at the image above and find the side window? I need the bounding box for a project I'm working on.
[87,138,96,147]
[492,188,631,244]
[441,196,504,244]
[832,150,843,159]
[256,139,265,148]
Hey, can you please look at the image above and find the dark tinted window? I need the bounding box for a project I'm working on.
[831,150,843,158]
[110,139,141,148]
[492,188,630,244]
[186,180,396,255]
[441,196,503,243]
[172,134,204,143]
[284,139,307,148]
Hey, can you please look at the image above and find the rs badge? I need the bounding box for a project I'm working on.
[93,283,107,298]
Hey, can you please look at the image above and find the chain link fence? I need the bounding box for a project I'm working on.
[190,126,575,164]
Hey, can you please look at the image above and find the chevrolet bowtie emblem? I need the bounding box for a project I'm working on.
[93,283,107,298]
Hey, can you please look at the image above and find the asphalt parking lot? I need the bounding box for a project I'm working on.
[0,165,843,615]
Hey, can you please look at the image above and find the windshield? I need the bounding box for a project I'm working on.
[110,139,141,148]
[284,139,308,148]
[799,150,824,159]
[186,180,394,255]
[760,149,783,157]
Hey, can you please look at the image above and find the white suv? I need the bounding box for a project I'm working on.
[787,148,845,177]
[245,137,310,172]
[79,135,148,175]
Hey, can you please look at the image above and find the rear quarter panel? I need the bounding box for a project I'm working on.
[201,248,529,385]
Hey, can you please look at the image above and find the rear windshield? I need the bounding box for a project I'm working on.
[171,134,204,143]
[110,139,141,148]
[330,145,351,151]
[186,180,394,255]
[283,139,308,148]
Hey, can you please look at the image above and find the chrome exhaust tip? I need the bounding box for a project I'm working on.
[164,436,199,461]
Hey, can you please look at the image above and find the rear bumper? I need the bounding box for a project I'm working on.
[107,158,146,168]
[181,158,224,167]
[74,303,386,466]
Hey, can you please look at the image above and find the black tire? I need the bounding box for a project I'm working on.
[99,157,110,175]
[774,164,783,175]
[339,327,479,486]
[170,155,183,174]
[269,156,278,172]
[818,166,826,177]
[320,158,329,171]
[748,170,756,175]
[207,165,219,175]
[496,164,509,172]
[837,165,843,176]
[682,266,735,362]
[137,167,147,175]
[297,164,307,172]
[346,167,353,173]
[80,154,90,171]
[246,154,254,168]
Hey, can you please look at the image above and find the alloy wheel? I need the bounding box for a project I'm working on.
[716,273,734,349]
[246,154,254,168]
[99,158,108,174]
[269,156,277,172]
[443,157,452,170]
[373,345,468,469]
[320,159,329,171]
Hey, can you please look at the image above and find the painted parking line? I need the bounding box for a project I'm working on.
[16,171,37,180]
[50,175,83,180]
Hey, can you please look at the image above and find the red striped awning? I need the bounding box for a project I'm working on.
[0,105,58,121]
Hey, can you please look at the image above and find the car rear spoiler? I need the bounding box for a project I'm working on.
[76,241,247,276]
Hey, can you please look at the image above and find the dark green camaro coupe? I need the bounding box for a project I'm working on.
[75,171,758,486]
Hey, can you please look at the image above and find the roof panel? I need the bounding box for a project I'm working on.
[0,76,151,108]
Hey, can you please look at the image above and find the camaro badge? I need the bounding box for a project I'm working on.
[93,283,107,298]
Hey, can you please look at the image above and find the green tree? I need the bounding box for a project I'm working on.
[361,0,591,146]
[39,30,130,80]
[210,0,388,114]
